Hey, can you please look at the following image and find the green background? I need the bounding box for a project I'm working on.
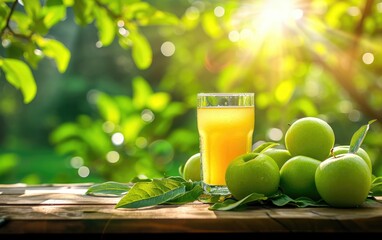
[0,0,381,184]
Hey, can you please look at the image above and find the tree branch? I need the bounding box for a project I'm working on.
[94,0,120,19]
[0,0,17,37]
[314,0,382,123]
[0,0,32,40]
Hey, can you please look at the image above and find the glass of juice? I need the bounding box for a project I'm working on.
[197,93,255,195]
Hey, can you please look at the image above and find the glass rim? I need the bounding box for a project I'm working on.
[197,93,255,97]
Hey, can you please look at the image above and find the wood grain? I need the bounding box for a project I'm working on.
[1,184,382,236]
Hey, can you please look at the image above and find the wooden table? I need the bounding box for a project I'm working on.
[1,183,382,239]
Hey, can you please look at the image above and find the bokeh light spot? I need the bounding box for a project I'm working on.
[228,30,240,42]
[86,89,100,104]
[148,140,174,165]
[102,121,115,133]
[106,151,120,163]
[70,156,84,169]
[34,49,43,56]
[161,41,175,57]
[141,109,155,123]
[136,137,148,149]
[78,166,90,178]
[112,132,124,145]
[348,6,360,16]
[118,28,129,37]
[2,39,10,47]
[348,110,361,122]
[117,20,124,27]
[185,6,200,20]
[95,41,103,48]
[362,52,374,65]
[267,128,283,141]
[337,100,352,114]
[214,6,225,17]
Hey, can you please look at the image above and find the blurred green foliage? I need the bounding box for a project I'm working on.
[1,0,382,184]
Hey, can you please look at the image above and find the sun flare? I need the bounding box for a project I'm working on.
[256,0,304,35]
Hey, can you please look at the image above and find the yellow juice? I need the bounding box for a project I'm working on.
[197,106,255,186]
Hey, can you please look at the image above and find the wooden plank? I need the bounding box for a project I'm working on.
[0,185,120,205]
[1,184,382,236]
[1,204,382,233]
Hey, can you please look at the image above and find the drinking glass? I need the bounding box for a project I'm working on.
[197,93,255,195]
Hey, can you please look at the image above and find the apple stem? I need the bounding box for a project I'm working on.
[330,148,337,158]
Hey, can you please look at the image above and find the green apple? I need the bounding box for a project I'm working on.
[285,117,335,160]
[331,145,372,171]
[182,153,201,181]
[225,152,280,200]
[263,148,292,169]
[280,155,321,200]
[315,153,372,208]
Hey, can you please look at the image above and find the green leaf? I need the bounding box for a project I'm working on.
[0,2,9,30]
[349,119,377,153]
[147,11,179,25]
[23,0,41,18]
[270,194,328,208]
[1,58,37,103]
[94,7,115,46]
[36,38,71,73]
[165,175,188,183]
[10,11,32,34]
[252,142,279,153]
[43,0,66,29]
[49,122,80,143]
[0,153,18,176]
[129,30,152,70]
[121,2,179,26]
[370,176,382,197]
[23,42,44,68]
[178,164,185,177]
[52,139,86,155]
[72,0,94,25]
[132,76,152,108]
[198,194,229,204]
[166,183,204,205]
[96,92,120,123]
[147,92,170,112]
[209,192,268,211]
[202,11,223,38]
[275,80,294,104]
[162,102,186,118]
[86,181,131,197]
[115,178,185,208]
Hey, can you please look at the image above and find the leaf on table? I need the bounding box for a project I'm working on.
[165,175,188,183]
[166,183,204,205]
[209,192,267,211]
[198,194,230,204]
[370,176,382,197]
[270,194,328,207]
[86,181,131,197]
[349,119,377,154]
[115,178,185,209]
[162,178,203,205]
